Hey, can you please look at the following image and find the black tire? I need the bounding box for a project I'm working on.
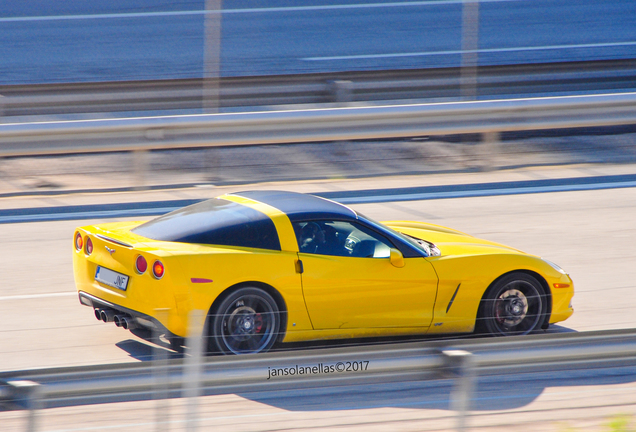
[209,287,281,355]
[478,273,547,336]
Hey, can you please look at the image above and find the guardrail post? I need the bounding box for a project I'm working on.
[153,309,171,432]
[132,149,149,190]
[331,80,353,106]
[184,310,206,432]
[7,380,42,432]
[442,350,475,432]
[479,130,500,170]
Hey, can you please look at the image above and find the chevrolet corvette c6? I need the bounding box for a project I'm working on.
[73,190,574,354]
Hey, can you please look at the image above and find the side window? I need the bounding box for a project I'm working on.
[293,220,394,258]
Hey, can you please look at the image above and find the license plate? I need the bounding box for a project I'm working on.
[95,266,129,291]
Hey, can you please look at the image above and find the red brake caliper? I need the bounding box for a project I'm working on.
[495,299,504,323]
[255,313,263,333]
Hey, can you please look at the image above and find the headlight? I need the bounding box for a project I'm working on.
[543,258,566,275]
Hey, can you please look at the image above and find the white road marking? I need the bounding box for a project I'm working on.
[0,207,178,224]
[303,41,636,61]
[0,0,527,23]
[0,292,76,301]
[336,180,636,204]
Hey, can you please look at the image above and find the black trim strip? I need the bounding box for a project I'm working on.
[446,283,461,313]
[95,234,133,248]
[78,291,171,335]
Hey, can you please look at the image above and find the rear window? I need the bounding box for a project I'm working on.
[132,198,281,251]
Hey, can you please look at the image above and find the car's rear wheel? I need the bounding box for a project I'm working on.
[209,287,280,355]
[478,273,546,336]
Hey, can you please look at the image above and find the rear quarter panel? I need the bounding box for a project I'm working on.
[160,243,312,337]
[73,225,312,339]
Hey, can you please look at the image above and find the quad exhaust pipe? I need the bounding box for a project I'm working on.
[120,316,138,330]
[113,314,123,327]
[113,314,138,330]
[95,308,115,322]
[100,309,115,323]
[95,309,138,330]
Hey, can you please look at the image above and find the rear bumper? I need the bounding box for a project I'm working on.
[78,291,172,336]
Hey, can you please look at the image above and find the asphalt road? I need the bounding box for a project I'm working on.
[2,0,636,84]
[1,168,636,429]
[1,170,636,371]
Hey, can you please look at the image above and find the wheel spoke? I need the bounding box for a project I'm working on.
[484,277,543,336]
[245,336,259,350]
[243,296,259,311]
[214,288,280,354]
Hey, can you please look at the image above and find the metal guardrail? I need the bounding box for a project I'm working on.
[2,328,636,406]
[1,59,635,117]
[1,92,636,158]
[2,328,636,431]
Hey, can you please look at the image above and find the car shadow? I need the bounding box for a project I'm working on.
[111,324,614,415]
[117,323,579,362]
[236,358,636,413]
[233,325,613,414]
[269,324,579,354]
[235,326,636,414]
[116,327,183,361]
[544,324,578,333]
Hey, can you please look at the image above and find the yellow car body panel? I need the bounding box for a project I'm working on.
[298,253,438,329]
[384,221,574,333]
[73,192,574,352]
[220,194,299,252]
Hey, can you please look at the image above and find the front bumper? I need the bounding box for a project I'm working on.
[548,273,575,324]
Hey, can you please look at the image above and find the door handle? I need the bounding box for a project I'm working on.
[295,259,304,274]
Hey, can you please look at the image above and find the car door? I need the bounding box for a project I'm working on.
[293,220,438,330]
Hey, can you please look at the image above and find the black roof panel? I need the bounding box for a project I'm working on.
[234,191,358,223]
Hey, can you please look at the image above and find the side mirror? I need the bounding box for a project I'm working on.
[389,248,405,268]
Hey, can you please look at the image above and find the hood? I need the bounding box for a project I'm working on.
[383,221,526,256]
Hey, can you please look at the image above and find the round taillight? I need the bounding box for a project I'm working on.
[85,237,93,255]
[152,260,165,279]
[136,255,148,274]
[75,232,83,251]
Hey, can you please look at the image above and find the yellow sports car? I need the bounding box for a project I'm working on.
[73,191,574,355]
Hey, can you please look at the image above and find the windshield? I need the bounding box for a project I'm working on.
[357,214,440,257]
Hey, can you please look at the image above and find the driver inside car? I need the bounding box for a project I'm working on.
[298,222,344,256]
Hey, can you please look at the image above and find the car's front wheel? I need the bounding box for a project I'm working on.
[478,273,547,336]
[209,287,281,355]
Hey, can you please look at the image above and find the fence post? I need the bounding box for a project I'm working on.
[203,0,222,113]
[7,380,42,432]
[184,310,206,432]
[442,350,475,432]
[460,0,479,100]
